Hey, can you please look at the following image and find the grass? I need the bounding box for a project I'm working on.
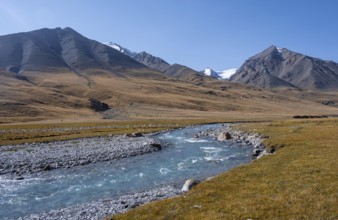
[0,118,238,146]
[110,118,338,220]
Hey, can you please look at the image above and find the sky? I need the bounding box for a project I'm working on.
[0,0,337,71]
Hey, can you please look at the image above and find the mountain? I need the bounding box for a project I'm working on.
[104,43,170,72]
[164,64,211,85]
[218,68,237,79]
[104,42,213,84]
[202,68,220,79]
[133,52,171,72]
[0,28,144,74]
[229,46,338,90]
[202,68,237,80]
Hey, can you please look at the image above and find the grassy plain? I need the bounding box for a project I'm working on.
[111,118,338,220]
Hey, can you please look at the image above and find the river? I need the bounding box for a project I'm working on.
[0,124,254,219]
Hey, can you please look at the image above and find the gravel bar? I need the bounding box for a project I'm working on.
[0,135,168,176]
[18,185,181,220]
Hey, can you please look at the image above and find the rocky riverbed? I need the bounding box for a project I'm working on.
[18,185,181,220]
[195,124,271,158]
[0,135,168,176]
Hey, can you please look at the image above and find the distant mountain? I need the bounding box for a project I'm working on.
[202,68,220,79]
[202,68,237,80]
[164,64,209,85]
[229,46,338,90]
[133,52,171,72]
[104,42,213,84]
[218,68,237,79]
[104,43,170,72]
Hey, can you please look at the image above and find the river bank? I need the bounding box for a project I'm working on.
[0,135,168,177]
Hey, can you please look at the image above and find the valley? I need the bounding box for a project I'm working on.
[0,26,337,220]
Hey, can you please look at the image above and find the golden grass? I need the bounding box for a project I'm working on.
[111,118,338,220]
[1,68,337,124]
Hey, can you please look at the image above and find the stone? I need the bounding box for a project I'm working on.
[127,132,143,137]
[14,176,24,180]
[43,164,51,171]
[217,132,232,141]
[132,132,143,137]
[150,143,162,150]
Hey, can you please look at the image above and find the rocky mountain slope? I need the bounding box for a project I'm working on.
[133,52,171,72]
[104,42,170,72]
[0,28,144,74]
[230,46,338,90]
[104,42,239,83]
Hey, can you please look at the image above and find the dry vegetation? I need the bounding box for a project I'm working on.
[1,67,338,124]
[111,118,338,220]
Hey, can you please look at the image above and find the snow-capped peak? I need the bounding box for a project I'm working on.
[203,68,220,79]
[104,42,138,58]
[217,68,237,79]
[202,67,237,80]
[277,47,283,53]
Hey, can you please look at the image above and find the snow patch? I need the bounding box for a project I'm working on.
[217,68,237,79]
[202,68,237,80]
[104,42,138,58]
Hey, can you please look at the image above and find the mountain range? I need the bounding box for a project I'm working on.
[105,41,338,91]
[105,42,236,81]
[0,27,337,123]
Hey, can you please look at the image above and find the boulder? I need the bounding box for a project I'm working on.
[43,164,51,171]
[181,179,200,192]
[253,149,262,156]
[150,143,162,150]
[217,132,232,141]
[127,132,143,137]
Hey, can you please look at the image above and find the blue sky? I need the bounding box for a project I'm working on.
[0,0,337,71]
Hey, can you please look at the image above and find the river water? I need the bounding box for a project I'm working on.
[0,124,253,219]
